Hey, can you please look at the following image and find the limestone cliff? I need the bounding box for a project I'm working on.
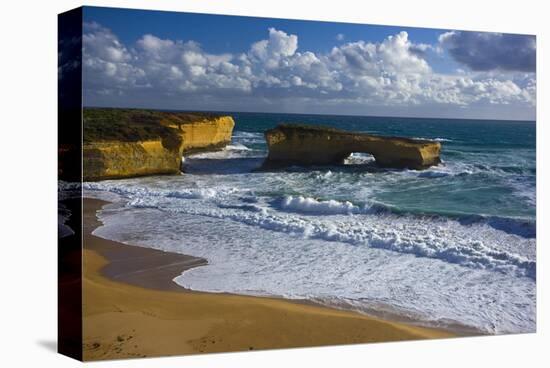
[164,116,235,154]
[264,124,441,170]
[83,140,183,180]
[82,108,234,180]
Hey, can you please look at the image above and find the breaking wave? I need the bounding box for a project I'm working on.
[83,183,536,280]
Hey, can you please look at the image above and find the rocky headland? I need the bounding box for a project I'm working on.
[263,124,441,170]
[82,108,234,180]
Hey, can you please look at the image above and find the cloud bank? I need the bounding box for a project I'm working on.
[439,31,536,72]
[82,22,536,119]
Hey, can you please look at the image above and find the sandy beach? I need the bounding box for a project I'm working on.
[82,198,454,361]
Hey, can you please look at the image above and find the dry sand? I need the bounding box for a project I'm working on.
[82,198,454,361]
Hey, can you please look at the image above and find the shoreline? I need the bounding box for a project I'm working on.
[83,198,208,292]
[83,197,456,360]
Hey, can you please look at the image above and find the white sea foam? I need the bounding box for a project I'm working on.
[411,136,453,142]
[231,131,265,145]
[84,181,535,279]
[225,143,251,151]
[344,152,376,165]
[84,181,235,201]
[233,131,263,138]
[280,196,360,215]
[506,176,536,207]
[89,191,536,334]
[409,161,476,178]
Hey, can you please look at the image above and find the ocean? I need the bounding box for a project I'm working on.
[83,112,536,334]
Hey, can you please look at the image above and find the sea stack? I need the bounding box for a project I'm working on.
[263,124,441,170]
[81,108,234,180]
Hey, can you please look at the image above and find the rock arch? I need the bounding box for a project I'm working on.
[263,124,441,170]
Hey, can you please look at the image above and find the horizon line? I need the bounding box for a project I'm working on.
[83,104,536,123]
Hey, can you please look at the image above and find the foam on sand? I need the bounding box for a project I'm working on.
[89,191,535,334]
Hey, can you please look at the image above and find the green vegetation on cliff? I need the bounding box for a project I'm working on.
[272,123,434,144]
[83,108,220,143]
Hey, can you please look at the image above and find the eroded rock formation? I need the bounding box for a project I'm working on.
[264,124,441,170]
[82,108,234,180]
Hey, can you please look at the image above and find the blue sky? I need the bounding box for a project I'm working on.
[79,6,536,120]
[85,7,442,54]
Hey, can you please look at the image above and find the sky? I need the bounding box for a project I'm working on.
[77,6,536,120]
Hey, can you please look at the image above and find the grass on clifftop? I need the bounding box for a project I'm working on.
[83,108,220,143]
[274,123,348,134]
[271,123,436,144]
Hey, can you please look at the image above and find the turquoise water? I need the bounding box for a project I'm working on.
[84,112,536,334]
[231,113,536,222]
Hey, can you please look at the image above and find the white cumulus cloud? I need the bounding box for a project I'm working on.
[82,23,536,119]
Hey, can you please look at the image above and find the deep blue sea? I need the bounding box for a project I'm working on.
[83,112,536,334]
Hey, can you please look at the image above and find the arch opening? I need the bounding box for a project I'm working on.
[343,152,376,166]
